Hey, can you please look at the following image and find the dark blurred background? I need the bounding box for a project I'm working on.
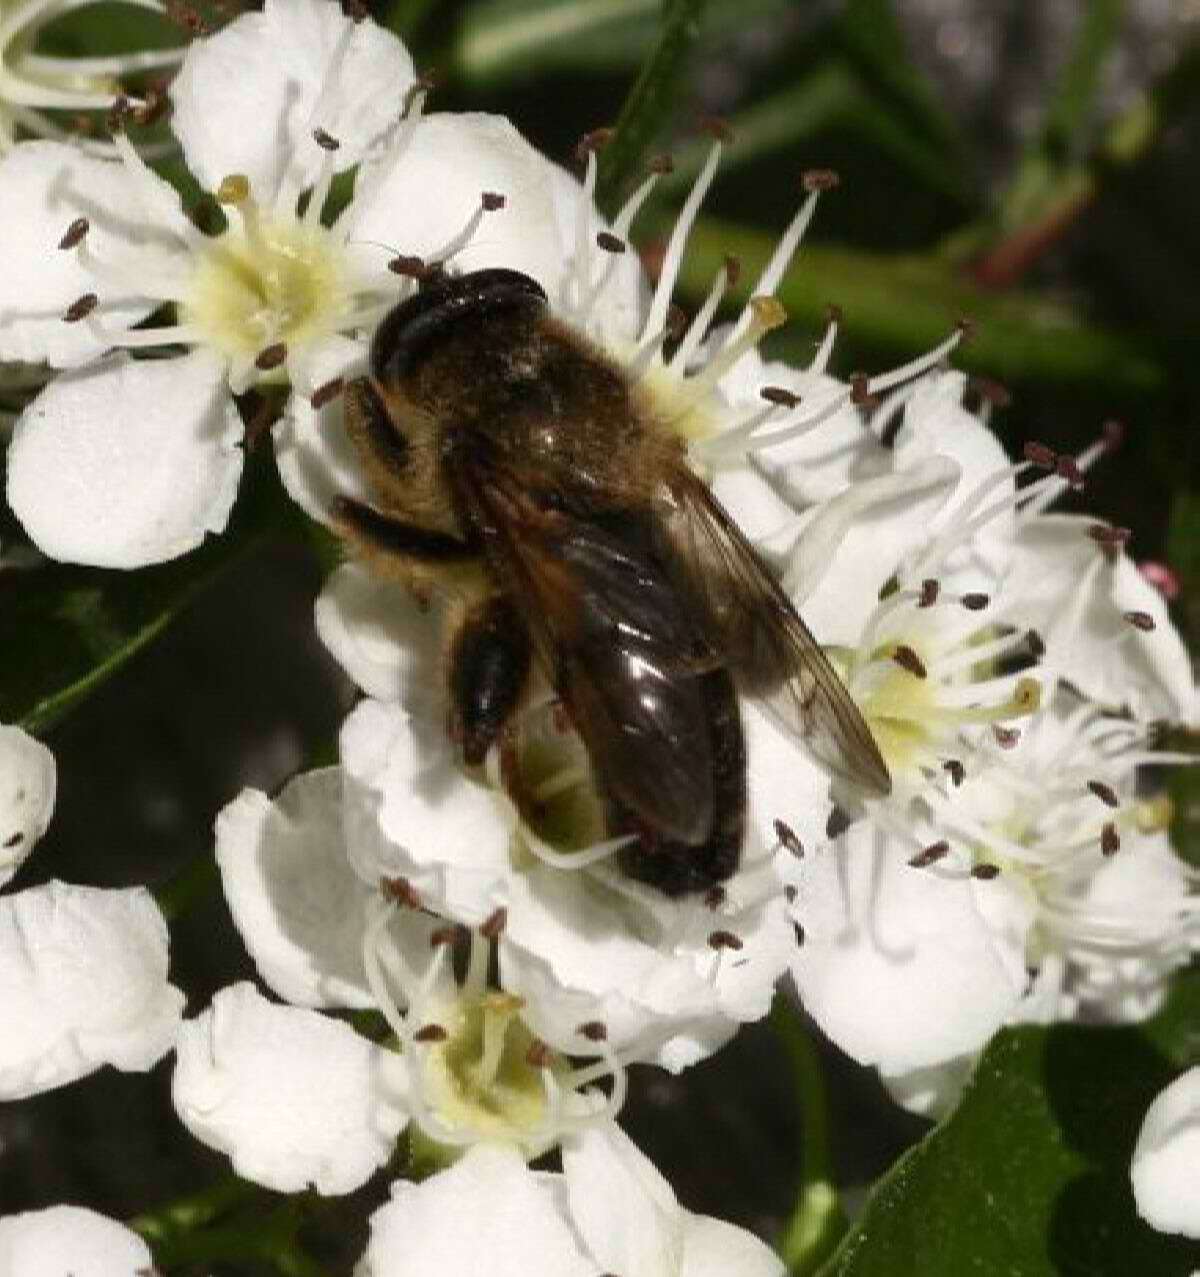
[2,0,1199,1271]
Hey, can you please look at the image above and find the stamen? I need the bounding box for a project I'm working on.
[669,254,738,372]
[640,138,722,347]
[428,192,503,266]
[809,304,841,374]
[674,295,786,411]
[863,323,967,397]
[720,168,837,351]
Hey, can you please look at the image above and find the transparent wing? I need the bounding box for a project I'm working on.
[664,468,891,798]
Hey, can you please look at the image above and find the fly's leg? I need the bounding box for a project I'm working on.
[448,594,533,768]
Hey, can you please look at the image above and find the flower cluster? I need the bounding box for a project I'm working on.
[1,0,1196,1265]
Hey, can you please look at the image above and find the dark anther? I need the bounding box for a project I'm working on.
[761,386,800,409]
[1023,441,1057,470]
[961,592,989,611]
[1100,822,1121,856]
[3,831,23,848]
[388,254,429,279]
[892,645,927,679]
[708,930,743,952]
[58,218,90,251]
[824,302,844,326]
[1088,524,1131,547]
[309,377,345,410]
[1102,419,1125,451]
[413,1023,448,1043]
[943,760,966,787]
[955,316,976,344]
[596,231,625,254]
[704,886,727,910]
[1088,780,1120,808]
[1055,456,1085,489]
[970,376,1011,409]
[1124,611,1156,632]
[793,921,806,946]
[480,906,508,939]
[129,84,168,128]
[849,372,872,406]
[918,579,940,608]
[381,877,422,909]
[578,1021,608,1042]
[699,116,734,143]
[992,725,1020,749]
[909,841,950,868]
[163,2,208,36]
[526,1040,553,1068]
[826,806,852,840]
[665,304,689,338]
[1026,630,1046,658]
[723,254,741,286]
[342,0,369,20]
[575,127,615,163]
[312,127,341,152]
[802,168,840,192]
[647,152,675,176]
[971,862,1001,880]
[784,885,798,904]
[429,925,461,948]
[481,191,506,212]
[774,818,804,858]
[63,293,98,323]
[255,342,288,371]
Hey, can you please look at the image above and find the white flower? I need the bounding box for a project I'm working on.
[0,879,183,1099]
[783,817,1025,1076]
[209,770,631,1171]
[357,1124,784,1277]
[0,723,55,886]
[0,0,183,155]
[0,1205,154,1277]
[1131,1067,1200,1239]
[338,689,795,1071]
[4,0,589,567]
[173,980,408,1195]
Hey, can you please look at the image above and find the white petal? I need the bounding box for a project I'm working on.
[710,463,799,545]
[340,698,515,921]
[563,1125,684,1277]
[895,372,1015,584]
[1002,514,1195,722]
[347,114,569,295]
[787,456,959,642]
[7,351,243,567]
[272,335,371,525]
[0,1206,153,1277]
[681,1214,786,1277]
[1131,1067,1200,1238]
[315,562,449,707]
[170,0,415,197]
[786,820,1024,1074]
[743,699,835,853]
[0,143,172,367]
[0,726,56,888]
[173,981,406,1195]
[215,772,375,1009]
[0,882,183,1099]
[360,1143,598,1277]
[879,1053,977,1120]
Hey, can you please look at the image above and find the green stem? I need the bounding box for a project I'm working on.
[595,0,709,216]
[770,997,847,1275]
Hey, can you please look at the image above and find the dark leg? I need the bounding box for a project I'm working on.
[343,377,410,482]
[333,497,479,562]
[448,594,533,766]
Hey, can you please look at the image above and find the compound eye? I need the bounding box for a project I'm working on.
[370,269,548,386]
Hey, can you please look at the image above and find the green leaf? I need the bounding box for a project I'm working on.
[594,0,711,215]
[820,973,1200,1277]
[0,452,294,735]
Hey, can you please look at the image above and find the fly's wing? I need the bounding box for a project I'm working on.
[451,461,720,844]
[665,468,891,798]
